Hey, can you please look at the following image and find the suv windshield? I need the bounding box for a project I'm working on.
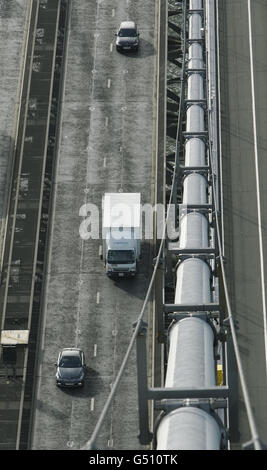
[118,28,137,37]
[107,250,135,264]
[59,355,82,368]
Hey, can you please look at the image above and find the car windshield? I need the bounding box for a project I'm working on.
[118,28,137,37]
[59,355,82,368]
[107,250,135,264]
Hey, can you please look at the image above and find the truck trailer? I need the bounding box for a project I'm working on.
[102,193,141,278]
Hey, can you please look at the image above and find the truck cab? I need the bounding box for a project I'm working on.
[105,228,138,277]
[102,193,141,278]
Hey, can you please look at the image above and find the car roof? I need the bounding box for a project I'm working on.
[119,21,136,29]
[61,348,81,356]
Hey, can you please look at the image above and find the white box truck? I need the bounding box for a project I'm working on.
[102,193,141,278]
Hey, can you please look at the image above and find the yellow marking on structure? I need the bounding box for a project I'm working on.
[217,364,223,386]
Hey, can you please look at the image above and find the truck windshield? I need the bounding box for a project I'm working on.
[107,250,135,264]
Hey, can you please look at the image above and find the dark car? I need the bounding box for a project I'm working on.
[115,21,139,52]
[55,348,86,387]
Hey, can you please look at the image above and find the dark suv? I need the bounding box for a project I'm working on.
[55,348,86,387]
[115,21,139,52]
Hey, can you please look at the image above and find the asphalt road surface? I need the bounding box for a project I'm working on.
[219,0,267,448]
[30,0,159,450]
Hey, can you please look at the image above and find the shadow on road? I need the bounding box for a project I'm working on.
[58,367,104,398]
[115,39,155,59]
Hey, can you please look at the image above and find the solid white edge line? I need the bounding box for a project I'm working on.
[248,0,267,376]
